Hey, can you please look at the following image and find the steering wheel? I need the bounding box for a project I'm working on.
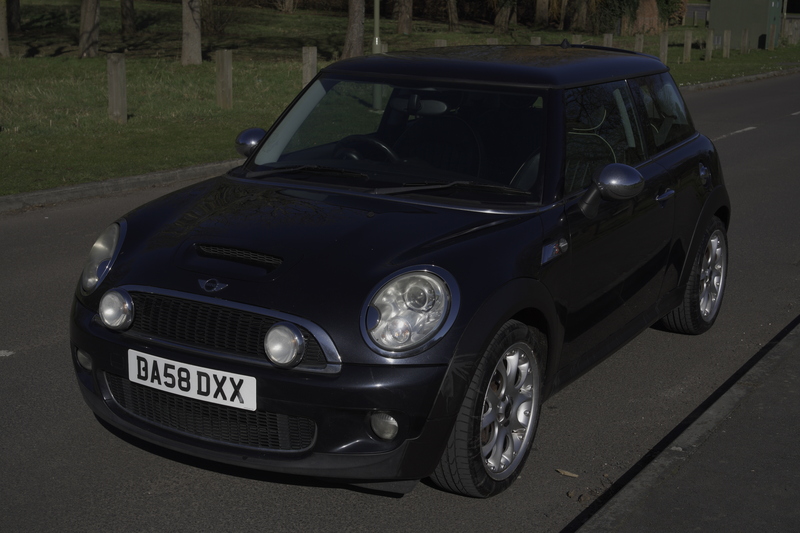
[334,135,400,163]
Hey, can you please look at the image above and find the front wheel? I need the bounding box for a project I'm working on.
[431,320,545,497]
[661,216,728,334]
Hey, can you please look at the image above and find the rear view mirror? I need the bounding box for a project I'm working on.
[235,128,267,157]
[578,163,645,218]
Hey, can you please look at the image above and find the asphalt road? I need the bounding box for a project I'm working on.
[1,73,799,532]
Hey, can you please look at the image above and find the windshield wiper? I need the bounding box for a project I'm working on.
[245,165,368,180]
[372,181,531,196]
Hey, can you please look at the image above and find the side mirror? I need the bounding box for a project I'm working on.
[578,163,645,218]
[235,128,267,158]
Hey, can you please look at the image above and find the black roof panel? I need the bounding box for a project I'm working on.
[322,45,668,89]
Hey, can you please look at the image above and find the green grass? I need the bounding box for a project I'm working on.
[1,0,799,196]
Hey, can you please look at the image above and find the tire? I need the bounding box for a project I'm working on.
[430,320,545,497]
[661,216,728,335]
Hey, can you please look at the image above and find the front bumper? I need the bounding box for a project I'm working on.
[71,298,454,481]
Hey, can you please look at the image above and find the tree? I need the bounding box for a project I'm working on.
[494,0,514,34]
[121,0,136,39]
[397,0,412,35]
[78,0,100,58]
[341,0,364,59]
[446,0,459,31]
[182,0,202,65]
[273,0,296,13]
[1,0,9,58]
[557,0,569,31]
[7,0,20,32]
[535,0,549,27]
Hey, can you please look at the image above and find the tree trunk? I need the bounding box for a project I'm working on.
[182,0,202,65]
[0,0,9,58]
[78,0,100,58]
[446,0,459,31]
[535,0,549,27]
[572,0,587,31]
[7,0,20,32]
[494,1,513,34]
[557,0,569,31]
[275,0,296,13]
[397,0,412,35]
[341,0,364,59]
[121,0,136,39]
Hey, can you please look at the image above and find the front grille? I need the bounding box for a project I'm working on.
[128,292,327,368]
[197,244,282,270]
[106,373,316,451]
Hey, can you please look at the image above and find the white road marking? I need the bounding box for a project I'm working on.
[792,111,800,116]
[0,350,14,357]
[712,126,757,142]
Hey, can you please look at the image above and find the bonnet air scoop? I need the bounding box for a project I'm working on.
[196,244,283,271]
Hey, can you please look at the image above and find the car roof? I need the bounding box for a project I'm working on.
[322,44,668,89]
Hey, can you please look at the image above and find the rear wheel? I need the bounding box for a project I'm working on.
[662,216,728,334]
[431,320,545,497]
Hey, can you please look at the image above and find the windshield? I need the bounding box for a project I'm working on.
[248,76,548,204]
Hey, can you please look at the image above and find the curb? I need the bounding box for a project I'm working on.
[0,159,243,215]
[574,315,800,532]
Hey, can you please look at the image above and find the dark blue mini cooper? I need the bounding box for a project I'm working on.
[71,44,730,497]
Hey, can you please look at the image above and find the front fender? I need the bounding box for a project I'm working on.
[428,277,563,422]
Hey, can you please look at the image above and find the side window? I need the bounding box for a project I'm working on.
[629,73,695,154]
[563,81,645,196]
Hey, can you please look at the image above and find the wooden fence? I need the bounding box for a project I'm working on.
[106,26,800,123]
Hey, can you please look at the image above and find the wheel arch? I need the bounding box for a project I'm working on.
[677,185,731,288]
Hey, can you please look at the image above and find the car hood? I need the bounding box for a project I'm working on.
[109,176,537,363]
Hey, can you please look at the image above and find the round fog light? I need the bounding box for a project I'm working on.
[264,323,305,368]
[370,412,399,440]
[76,349,93,371]
[99,289,134,331]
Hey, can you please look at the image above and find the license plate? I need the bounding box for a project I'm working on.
[128,350,257,411]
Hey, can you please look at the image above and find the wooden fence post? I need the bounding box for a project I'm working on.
[635,34,644,53]
[107,53,127,125]
[705,30,714,61]
[487,38,499,45]
[531,36,541,45]
[768,24,776,50]
[723,30,731,58]
[659,32,669,64]
[683,31,692,62]
[434,39,447,47]
[603,33,613,47]
[572,34,582,45]
[741,28,749,53]
[302,46,317,88]
[215,50,233,110]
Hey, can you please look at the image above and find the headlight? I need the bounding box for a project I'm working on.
[81,223,121,294]
[366,270,453,353]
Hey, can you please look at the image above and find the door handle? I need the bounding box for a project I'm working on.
[656,189,676,204]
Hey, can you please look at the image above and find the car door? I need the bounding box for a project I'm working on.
[558,80,677,368]
[627,72,712,297]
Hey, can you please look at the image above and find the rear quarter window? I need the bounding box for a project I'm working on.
[629,73,695,155]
